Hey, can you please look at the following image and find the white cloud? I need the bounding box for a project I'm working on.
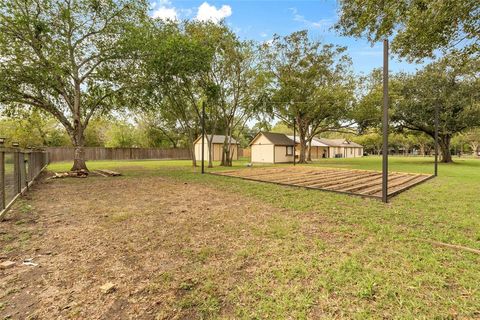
[196,2,232,23]
[151,0,177,21]
[290,8,333,31]
[152,6,177,21]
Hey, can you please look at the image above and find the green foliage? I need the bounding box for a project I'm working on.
[0,0,149,169]
[261,30,354,162]
[137,21,266,166]
[457,127,480,155]
[335,0,479,61]
[352,130,382,155]
[392,56,480,162]
[136,21,224,165]
[351,69,383,132]
[104,121,138,148]
[0,109,69,147]
[271,122,293,135]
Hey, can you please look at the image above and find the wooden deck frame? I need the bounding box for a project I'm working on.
[211,167,434,200]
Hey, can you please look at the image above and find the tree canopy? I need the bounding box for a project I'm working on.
[0,0,148,170]
[335,0,480,62]
[261,30,354,163]
[392,56,480,162]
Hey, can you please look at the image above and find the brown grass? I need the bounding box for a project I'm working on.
[0,174,340,319]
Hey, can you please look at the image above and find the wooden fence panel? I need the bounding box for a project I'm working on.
[46,147,191,162]
[239,148,251,158]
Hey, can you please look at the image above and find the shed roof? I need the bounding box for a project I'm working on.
[250,132,363,148]
[250,132,295,146]
[288,136,329,147]
[316,138,363,148]
[194,135,239,144]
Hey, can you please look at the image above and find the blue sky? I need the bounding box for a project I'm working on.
[151,0,427,75]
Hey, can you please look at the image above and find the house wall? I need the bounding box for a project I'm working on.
[274,145,294,163]
[327,147,363,158]
[343,147,363,158]
[194,142,238,162]
[328,147,340,158]
[309,146,328,159]
[251,144,274,163]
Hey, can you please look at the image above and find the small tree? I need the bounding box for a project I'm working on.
[137,21,215,167]
[352,131,382,155]
[262,31,353,163]
[411,132,434,156]
[0,0,148,170]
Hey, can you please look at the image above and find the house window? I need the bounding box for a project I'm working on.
[286,146,293,156]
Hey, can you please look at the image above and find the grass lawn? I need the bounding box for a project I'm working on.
[1,156,479,318]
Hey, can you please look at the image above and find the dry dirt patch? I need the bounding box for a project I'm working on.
[0,173,338,319]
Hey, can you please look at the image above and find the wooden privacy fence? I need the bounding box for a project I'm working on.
[239,148,251,158]
[0,148,49,220]
[47,147,191,162]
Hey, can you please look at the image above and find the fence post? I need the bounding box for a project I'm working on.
[13,150,20,194]
[26,152,31,182]
[0,151,4,210]
[19,152,27,192]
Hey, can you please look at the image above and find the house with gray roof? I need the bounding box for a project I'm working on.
[249,132,363,163]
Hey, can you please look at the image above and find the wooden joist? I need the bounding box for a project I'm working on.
[211,167,433,200]
[334,173,409,193]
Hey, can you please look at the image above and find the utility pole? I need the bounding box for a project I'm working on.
[201,101,205,174]
[382,39,389,203]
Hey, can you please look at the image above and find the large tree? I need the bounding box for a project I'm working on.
[204,31,267,167]
[137,21,223,167]
[392,57,480,162]
[335,0,479,62]
[0,0,148,170]
[262,30,353,163]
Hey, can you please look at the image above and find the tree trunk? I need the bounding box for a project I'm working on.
[221,134,232,167]
[471,143,479,156]
[297,122,307,164]
[438,135,453,163]
[419,145,424,156]
[188,134,197,167]
[71,145,88,171]
[307,139,312,162]
[70,126,88,171]
[190,144,197,167]
[207,135,214,168]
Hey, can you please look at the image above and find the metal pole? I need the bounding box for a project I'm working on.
[382,39,389,203]
[201,101,205,174]
[293,117,296,166]
[434,103,439,176]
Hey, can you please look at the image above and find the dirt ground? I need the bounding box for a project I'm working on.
[0,173,341,319]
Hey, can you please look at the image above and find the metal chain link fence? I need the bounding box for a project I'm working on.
[0,148,49,220]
